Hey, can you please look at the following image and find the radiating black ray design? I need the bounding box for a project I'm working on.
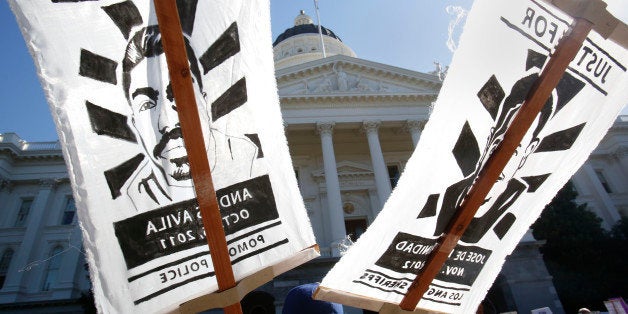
[417,194,439,218]
[82,2,250,198]
[535,122,586,152]
[86,101,137,143]
[493,213,515,239]
[200,22,240,74]
[101,1,143,40]
[525,49,547,71]
[477,75,505,120]
[452,121,480,177]
[79,49,118,84]
[105,154,145,199]
[211,77,247,122]
[244,133,264,158]
[416,48,589,244]
[521,173,550,192]
[555,72,586,114]
[176,0,198,35]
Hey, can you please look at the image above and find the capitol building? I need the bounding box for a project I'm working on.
[0,10,626,314]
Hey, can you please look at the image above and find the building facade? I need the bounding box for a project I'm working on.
[0,133,90,313]
[571,116,628,229]
[1,10,626,314]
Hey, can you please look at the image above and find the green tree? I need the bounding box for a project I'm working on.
[602,217,628,301]
[532,182,606,264]
[531,181,622,313]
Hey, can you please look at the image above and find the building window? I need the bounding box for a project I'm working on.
[387,165,401,189]
[594,170,612,193]
[41,246,64,291]
[61,197,77,225]
[0,248,14,289]
[14,198,33,227]
[345,218,368,242]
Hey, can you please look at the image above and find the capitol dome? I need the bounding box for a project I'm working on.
[273,10,356,70]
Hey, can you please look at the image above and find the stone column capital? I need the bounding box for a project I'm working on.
[404,120,425,133]
[39,178,59,190]
[316,122,335,136]
[39,178,57,189]
[0,179,14,192]
[361,120,381,134]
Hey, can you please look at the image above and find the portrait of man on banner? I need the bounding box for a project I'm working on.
[63,1,273,215]
[119,24,261,211]
[418,49,586,245]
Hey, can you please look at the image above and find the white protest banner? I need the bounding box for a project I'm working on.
[9,0,317,312]
[316,0,628,313]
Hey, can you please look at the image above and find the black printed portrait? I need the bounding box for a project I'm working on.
[417,49,587,244]
[80,0,264,211]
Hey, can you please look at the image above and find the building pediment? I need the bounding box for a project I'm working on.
[311,160,373,183]
[276,55,441,102]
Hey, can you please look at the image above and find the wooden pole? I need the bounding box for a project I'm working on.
[153,1,243,313]
[398,17,594,311]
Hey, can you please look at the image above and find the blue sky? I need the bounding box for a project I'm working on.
[0,0,626,142]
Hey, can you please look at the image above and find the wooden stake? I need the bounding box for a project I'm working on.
[398,17,594,311]
[153,1,242,313]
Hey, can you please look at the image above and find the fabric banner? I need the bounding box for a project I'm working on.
[9,0,316,312]
[317,0,628,313]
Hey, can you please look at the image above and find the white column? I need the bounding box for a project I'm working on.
[53,226,83,297]
[317,122,346,256]
[363,121,392,205]
[581,164,621,228]
[0,179,13,225]
[367,188,382,217]
[2,179,56,302]
[405,120,425,148]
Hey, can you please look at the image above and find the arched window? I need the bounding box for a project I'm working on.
[41,245,64,291]
[0,248,15,289]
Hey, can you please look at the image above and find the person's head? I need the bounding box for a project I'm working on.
[282,283,344,314]
[122,25,208,187]
[479,74,555,183]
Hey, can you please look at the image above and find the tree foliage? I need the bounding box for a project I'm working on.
[531,182,627,313]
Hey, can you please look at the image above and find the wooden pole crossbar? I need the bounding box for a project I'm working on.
[153,1,243,313]
[541,0,628,49]
[398,11,599,314]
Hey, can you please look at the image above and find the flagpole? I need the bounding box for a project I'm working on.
[153,1,243,314]
[398,16,594,312]
[314,0,327,58]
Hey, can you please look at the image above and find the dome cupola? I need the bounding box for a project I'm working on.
[294,10,313,26]
[273,10,356,70]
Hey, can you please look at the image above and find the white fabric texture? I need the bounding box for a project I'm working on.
[9,0,315,312]
[318,0,628,313]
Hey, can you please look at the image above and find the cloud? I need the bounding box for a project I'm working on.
[445,5,467,53]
